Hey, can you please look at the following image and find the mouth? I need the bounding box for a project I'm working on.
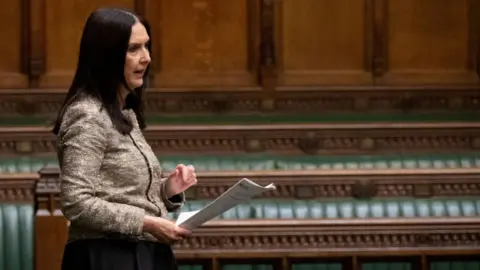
[134,69,145,77]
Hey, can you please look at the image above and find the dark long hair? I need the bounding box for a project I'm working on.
[52,7,150,135]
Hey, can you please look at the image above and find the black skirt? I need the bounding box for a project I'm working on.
[61,238,178,270]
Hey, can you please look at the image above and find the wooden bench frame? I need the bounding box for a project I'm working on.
[0,122,479,156]
[0,87,479,116]
[176,218,480,257]
[1,167,480,270]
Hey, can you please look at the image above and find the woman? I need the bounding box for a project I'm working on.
[52,7,196,270]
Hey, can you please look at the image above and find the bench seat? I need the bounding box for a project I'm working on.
[1,153,480,173]
[169,197,480,220]
[178,261,480,270]
[1,198,479,270]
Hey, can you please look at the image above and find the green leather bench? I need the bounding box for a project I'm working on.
[429,261,480,270]
[169,197,480,220]
[161,153,480,171]
[1,153,480,173]
[1,153,479,270]
[178,265,274,270]
[0,203,34,270]
[1,198,477,270]
[173,198,480,270]
[1,197,479,270]
[177,260,480,270]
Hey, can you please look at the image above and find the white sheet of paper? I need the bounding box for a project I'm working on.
[175,178,275,230]
[175,210,199,226]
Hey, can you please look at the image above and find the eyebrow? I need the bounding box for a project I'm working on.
[128,39,150,45]
[128,40,150,47]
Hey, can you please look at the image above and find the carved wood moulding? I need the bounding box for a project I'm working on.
[30,166,480,212]
[173,219,480,257]
[186,169,480,199]
[0,87,478,117]
[1,122,479,156]
[0,173,37,202]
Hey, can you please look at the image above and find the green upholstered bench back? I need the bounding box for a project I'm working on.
[2,153,480,173]
[221,265,275,270]
[157,153,480,171]
[178,260,480,270]
[169,198,480,220]
[0,204,34,270]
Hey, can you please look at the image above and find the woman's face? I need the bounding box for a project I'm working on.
[124,22,151,90]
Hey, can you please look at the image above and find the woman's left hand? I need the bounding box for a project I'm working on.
[165,164,197,197]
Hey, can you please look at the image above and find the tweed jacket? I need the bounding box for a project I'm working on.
[57,95,184,243]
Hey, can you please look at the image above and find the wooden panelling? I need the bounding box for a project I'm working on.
[35,215,68,270]
[276,0,372,87]
[380,0,478,85]
[38,0,134,88]
[0,0,28,88]
[146,0,260,89]
[0,0,479,112]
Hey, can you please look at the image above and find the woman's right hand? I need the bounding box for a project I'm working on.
[142,215,192,244]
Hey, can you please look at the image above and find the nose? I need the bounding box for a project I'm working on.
[140,48,151,64]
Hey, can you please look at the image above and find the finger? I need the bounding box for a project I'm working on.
[169,168,179,178]
[186,165,195,171]
[187,178,197,187]
[187,173,197,183]
[175,226,192,237]
[181,166,189,181]
[175,164,188,181]
[176,164,185,171]
[153,233,170,244]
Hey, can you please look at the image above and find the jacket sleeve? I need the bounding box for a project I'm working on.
[59,105,145,236]
[158,177,185,212]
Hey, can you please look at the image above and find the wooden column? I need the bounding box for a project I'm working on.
[35,165,68,270]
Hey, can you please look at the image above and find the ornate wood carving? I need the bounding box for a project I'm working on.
[134,0,146,18]
[189,170,480,200]
[260,0,275,68]
[20,0,31,76]
[1,122,479,156]
[35,164,62,214]
[468,0,480,78]
[28,165,480,201]
[352,179,376,199]
[28,0,46,87]
[173,219,480,257]
[0,173,37,202]
[371,0,388,78]
[0,88,478,117]
[34,164,68,270]
[191,0,214,72]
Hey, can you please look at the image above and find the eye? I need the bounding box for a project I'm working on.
[127,44,139,53]
[145,41,150,49]
[127,42,150,53]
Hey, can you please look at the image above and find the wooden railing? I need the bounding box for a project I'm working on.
[0,122,479,156]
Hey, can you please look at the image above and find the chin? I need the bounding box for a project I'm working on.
[128,80,143,89]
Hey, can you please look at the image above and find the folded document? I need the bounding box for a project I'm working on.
[175,178,276,230]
